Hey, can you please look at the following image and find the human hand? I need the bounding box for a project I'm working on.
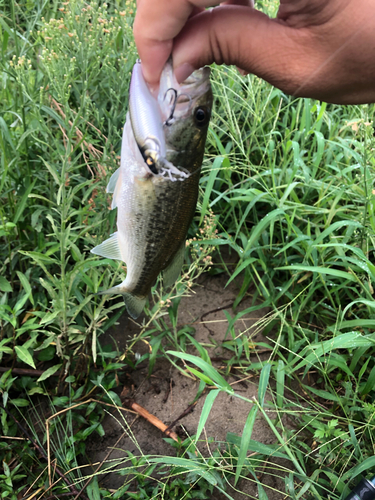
[133,0,253,89]
[134,0,375,104]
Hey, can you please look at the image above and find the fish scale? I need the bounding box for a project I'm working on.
[91,60,212,319]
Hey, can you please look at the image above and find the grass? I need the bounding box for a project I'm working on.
[1,0,375,498]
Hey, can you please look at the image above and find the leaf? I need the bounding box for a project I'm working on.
[360,364,375,396]
[14,180,36,224]
[303,385,340,402]
[196,389,220,442]
[200,156,224,224]
[333,319,375,331]
[16,271,34,306]
[188,367,217,385]
[257,483,269,500]
[277,265,357,282]
[313,220,362,247]
[258,363,271,407]
[244,209,285,256]
[15,345,36,369]
[37,364,62,382]
[226,433,289,460]
[235,405,258,485]
[10,398,29,407]
[0,276,12,292]
[184,334,210,364]
[28,387,46,396]
[291,332,375,372]
[87,477,101,500]
[341,456,375,482]
[276,360,285,408]
[342,299,375,319]
[149,457,218,485]
[14,294,30,313]
[275,235,311,256]
[0,116,15,151]
[226,257,257,286]
[167,351,233,392]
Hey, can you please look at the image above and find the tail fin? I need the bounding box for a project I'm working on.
[96,285,146,319]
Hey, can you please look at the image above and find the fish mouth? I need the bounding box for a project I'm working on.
[158,61,211,123]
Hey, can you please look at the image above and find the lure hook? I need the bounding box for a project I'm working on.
[164,88,178,126]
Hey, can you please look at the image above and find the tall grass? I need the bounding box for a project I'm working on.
[1,0,375,498]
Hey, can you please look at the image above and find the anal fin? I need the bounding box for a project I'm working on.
[162,242,185,288]
[123,293,146,319]
[96,282,146,319]
[91,232,122,261]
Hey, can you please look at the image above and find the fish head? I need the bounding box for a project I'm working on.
[158,61,213,173]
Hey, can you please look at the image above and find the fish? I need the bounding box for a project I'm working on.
[91,59,212,319]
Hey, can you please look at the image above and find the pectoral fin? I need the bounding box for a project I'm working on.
[162,243,185,288]
[91,232,122,261]
[106,168,122,209]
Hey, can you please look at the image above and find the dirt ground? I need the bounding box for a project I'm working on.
[85,273,291,499]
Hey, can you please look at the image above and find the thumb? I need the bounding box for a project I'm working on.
[172,5,344,102]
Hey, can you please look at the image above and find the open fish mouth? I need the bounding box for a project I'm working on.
[129,59,212,182]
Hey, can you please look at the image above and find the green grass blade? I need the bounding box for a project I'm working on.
[226,433,289,460]
[196,389,220,443]
[360,364,375,396]
[341,456,375,482]
[13,180,36,224]
[200,156,224,225]
[277,265,357,282]
[234,405,257,486]
[226,257,257,286]
[258,363,271,407]
[276,360,285,408]
[292,332,375,372]
[167,351,233,392]
[244,209,285,256]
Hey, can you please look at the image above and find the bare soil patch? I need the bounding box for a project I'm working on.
[86,273,289,498]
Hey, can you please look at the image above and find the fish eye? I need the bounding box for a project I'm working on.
[146,155,158,174]
[194,106,209,127]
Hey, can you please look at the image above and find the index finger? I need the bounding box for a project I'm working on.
[133,0,220,87]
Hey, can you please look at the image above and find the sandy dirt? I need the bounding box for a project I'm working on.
[85,273,291,498]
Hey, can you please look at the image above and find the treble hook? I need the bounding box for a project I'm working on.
[164,88,178,126]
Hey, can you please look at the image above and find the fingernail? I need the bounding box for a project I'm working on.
[175,63,195,84]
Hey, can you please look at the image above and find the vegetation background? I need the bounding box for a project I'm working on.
[1,0,375,498]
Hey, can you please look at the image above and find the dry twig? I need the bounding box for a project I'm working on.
[123,399,179,442]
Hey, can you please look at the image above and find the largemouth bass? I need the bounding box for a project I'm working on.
[91,59,212,319]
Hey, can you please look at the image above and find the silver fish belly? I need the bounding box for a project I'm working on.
[91,60,213,319]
